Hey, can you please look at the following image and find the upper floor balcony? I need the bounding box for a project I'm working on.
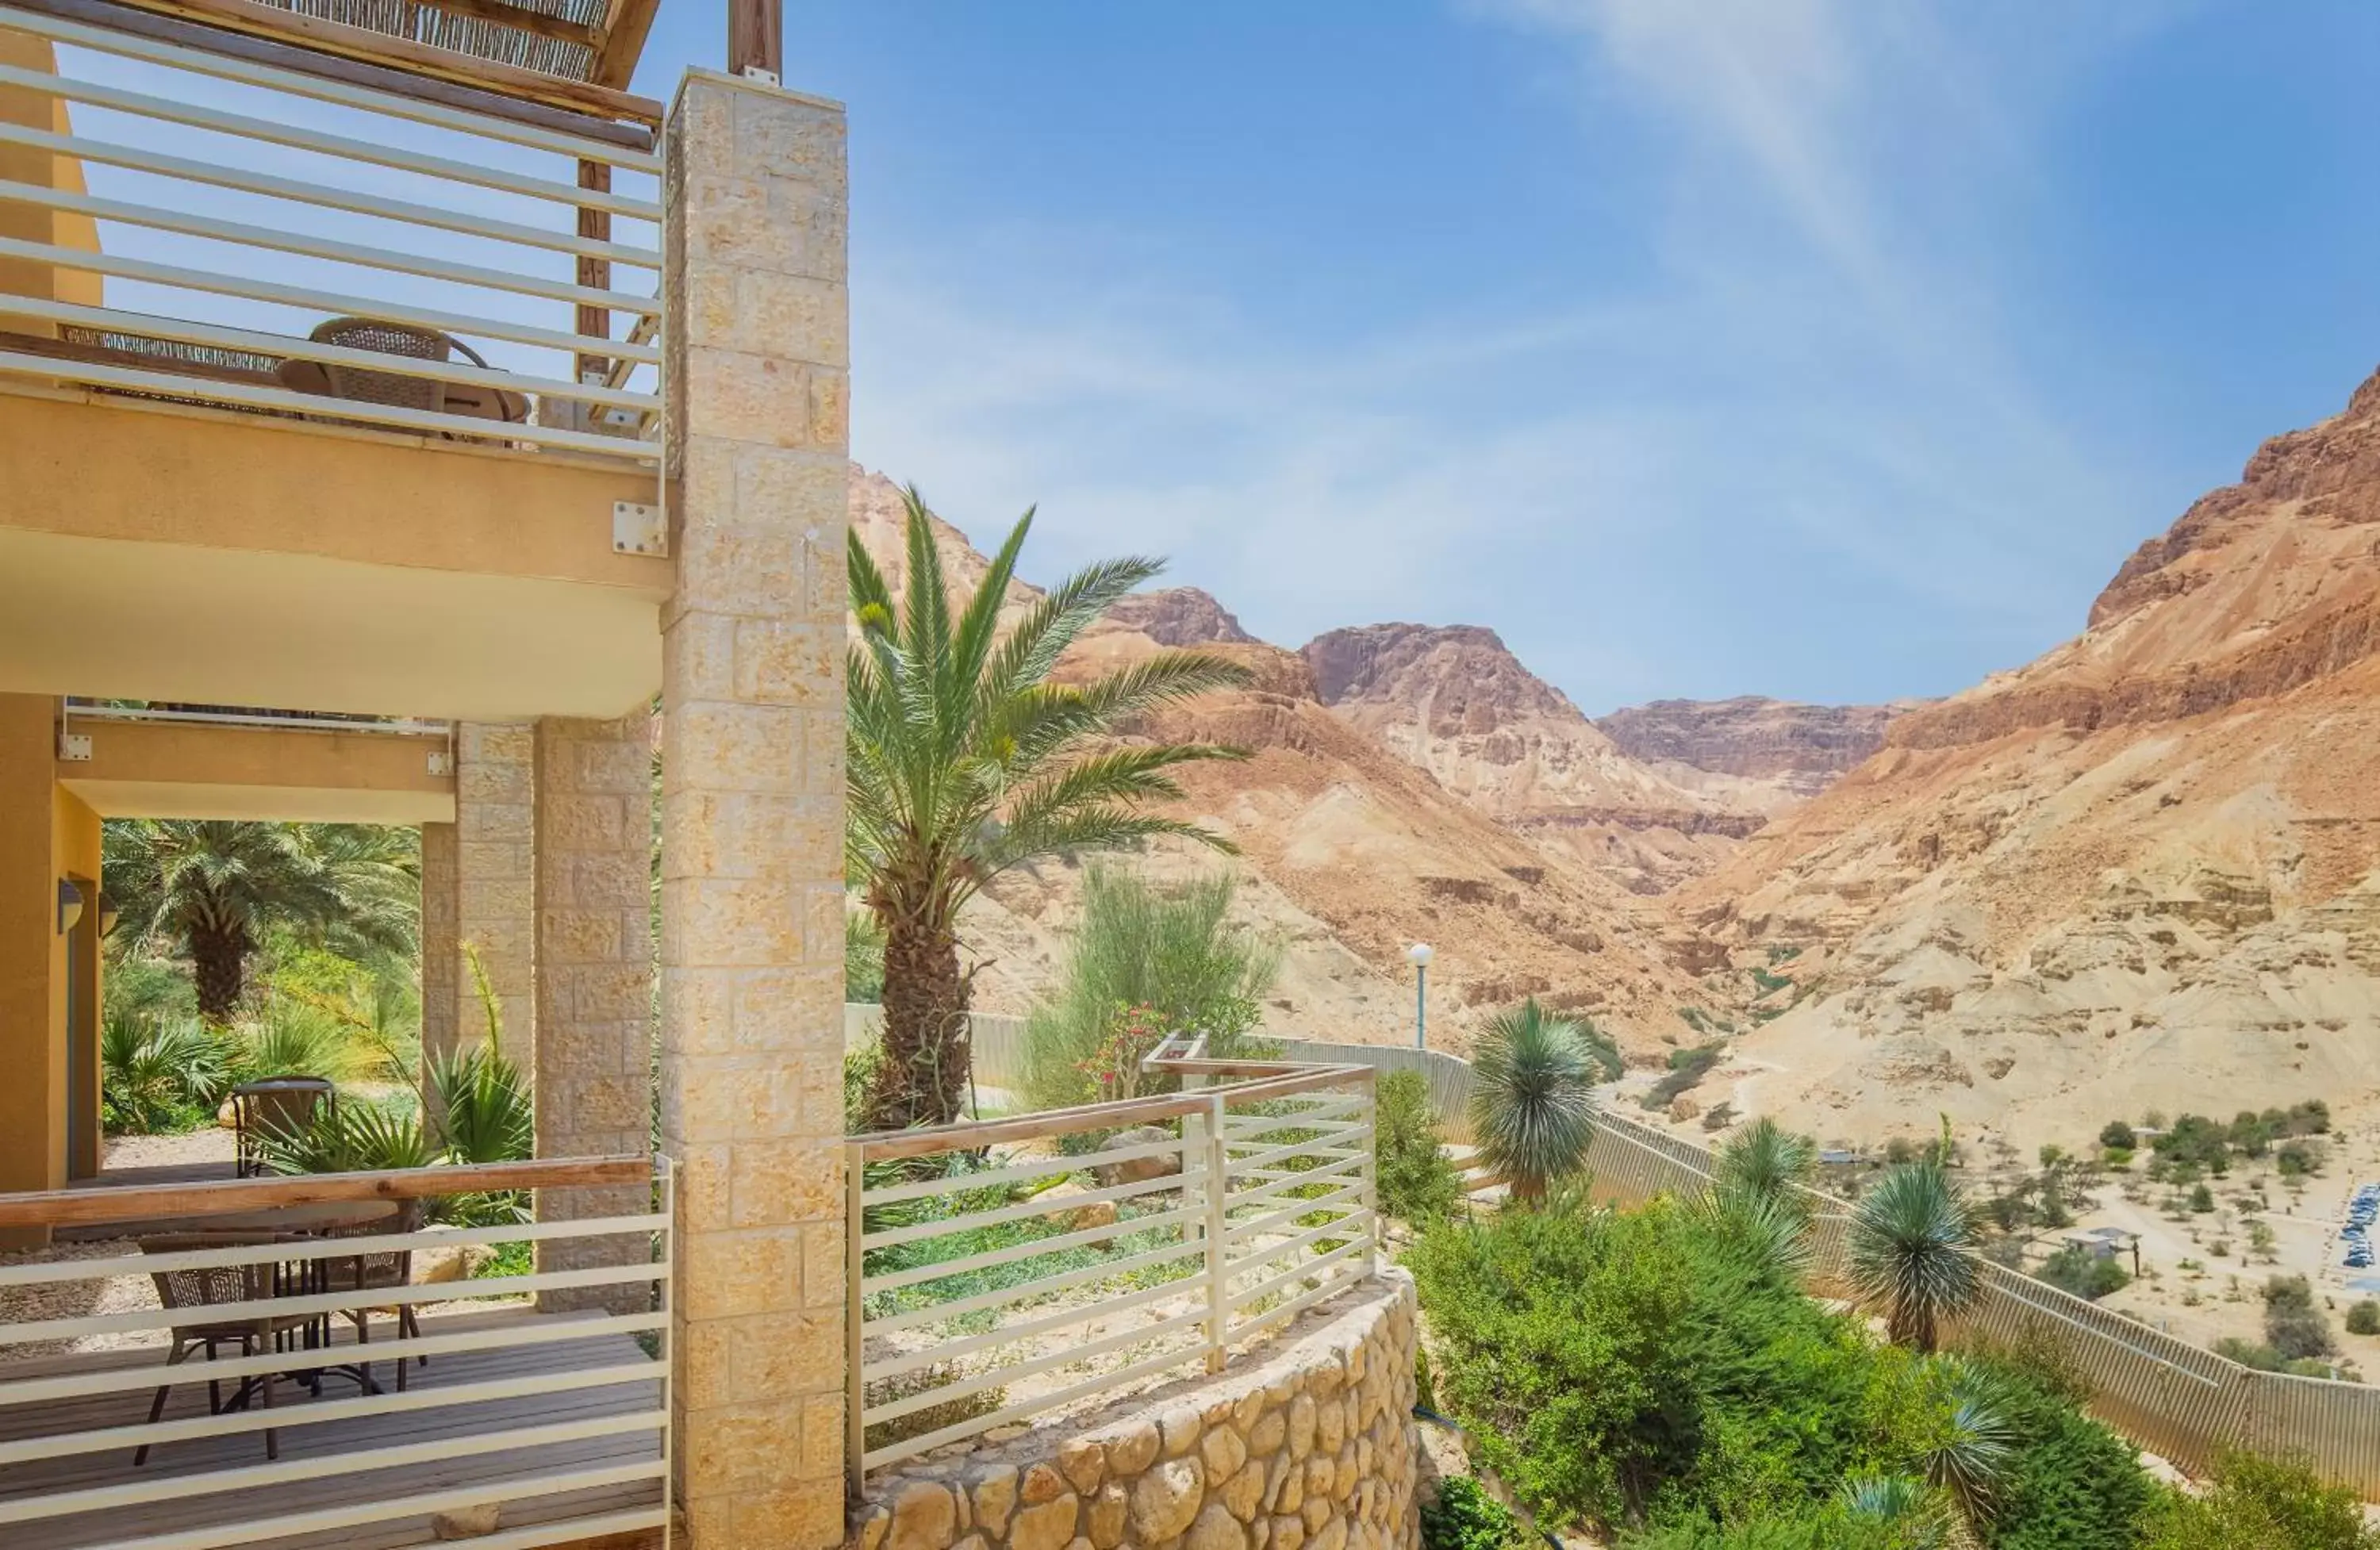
[0,0,679,723]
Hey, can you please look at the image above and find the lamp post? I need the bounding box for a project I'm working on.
[1405,942,1434,1049]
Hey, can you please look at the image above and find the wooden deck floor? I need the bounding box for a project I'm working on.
[0,1308,665,1549]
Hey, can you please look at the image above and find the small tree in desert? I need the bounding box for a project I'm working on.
[848,487,1251,1129]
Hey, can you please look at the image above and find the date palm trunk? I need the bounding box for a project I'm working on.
[190,919,248,1022]
[866,913,970,1130]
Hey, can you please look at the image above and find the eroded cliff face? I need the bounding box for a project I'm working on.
[1299,624,1766,894]
[1595,696,1910,805]
[1695,366,2380,1148]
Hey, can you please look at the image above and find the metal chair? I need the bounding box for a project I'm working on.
[134,1233,311,1465]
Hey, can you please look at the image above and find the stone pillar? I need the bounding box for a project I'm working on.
[658,67,850,1550]
[418,821,459,1061]
[447,721,537,1069]
[533,712,655,1309]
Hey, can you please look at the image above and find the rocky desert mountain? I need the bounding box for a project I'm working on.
[1300,624,1765,895]
[1595,696,1912,811]
[1694,368,2380,1149]
[848,470,1706,1053]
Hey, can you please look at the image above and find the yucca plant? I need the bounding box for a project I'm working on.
[234,1002,363,1086]
[847,485,1253,1129]
[1837,1475,1952,1548]
[1468,997,1601,1203]
[1850,1160,1983,1352]
[1913,1356,2017,1529]
[1715,1115,1817,1211]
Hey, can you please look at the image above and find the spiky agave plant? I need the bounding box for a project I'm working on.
[1850,1160,1983,1352]
[1467,997,1600,1203]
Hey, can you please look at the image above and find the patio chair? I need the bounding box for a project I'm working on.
[231,1077,336,1176]
[324,1198,427,1391]
[135,1233,312,1465]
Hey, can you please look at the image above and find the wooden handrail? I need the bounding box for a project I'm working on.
[0,1154,652,1228]
[850,1064,1374,1164]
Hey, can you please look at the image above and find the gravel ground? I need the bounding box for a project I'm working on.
[102,1128,234,1172]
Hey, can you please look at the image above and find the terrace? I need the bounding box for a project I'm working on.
[0,1156,670,1549]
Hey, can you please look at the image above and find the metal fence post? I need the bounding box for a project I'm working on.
[1203,1091,1229,1374]
[845,1141,866,1496]
[1358,1073,1380,1276]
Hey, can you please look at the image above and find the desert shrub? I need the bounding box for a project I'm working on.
[861,1360,1006,1454]
[2034,1246,2129,1303]
[1410,1195,1910,1533]
[1621,1506,1924,1549]
[2140,1451,2378,1549]
[1376,1069,1464,1225]
[2153,1115,2232,1173]
[1019,866,1280,1111]
[2263,1276,2336,1360]
[1978,1363,2153,1550]
[1421,1476,1534,1550]
[2345,1301,2380,1337]
[2098,1120,2136,1150]
[100,1012,235,1133]
[1643,1045,1725,1111]
[2277,1138,2327,1178]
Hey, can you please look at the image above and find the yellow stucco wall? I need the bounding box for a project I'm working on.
[57,779,98,1184]
[0,29,102,325]
[0,695,91,1231]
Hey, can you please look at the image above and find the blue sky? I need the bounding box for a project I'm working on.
[651,6,2355,708]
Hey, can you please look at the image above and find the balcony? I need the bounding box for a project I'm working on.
[0,1,671,721]
[0,1155,671,1549]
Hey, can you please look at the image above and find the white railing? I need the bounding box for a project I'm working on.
[0,1155,671,1549]
[846,1036,1379,1481]
[0,2,660,465]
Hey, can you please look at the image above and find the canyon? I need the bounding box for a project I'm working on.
[853,364,2380,1141]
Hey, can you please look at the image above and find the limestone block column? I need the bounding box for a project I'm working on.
[658,67,850,1550]
[418,822,459,1061]
[446,721,537,1068]
[534,712,654,1309]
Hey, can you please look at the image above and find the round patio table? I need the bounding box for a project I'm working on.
[186,1201,403,1395]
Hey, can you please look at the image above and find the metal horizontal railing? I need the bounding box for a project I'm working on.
[0,1156,670,1549]
[844,1036,1379,1482]
[0,2,660,465]
[62,697,453,738]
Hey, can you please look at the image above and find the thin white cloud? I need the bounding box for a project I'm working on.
[850,2,2188,706]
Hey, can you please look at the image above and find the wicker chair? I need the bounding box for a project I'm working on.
[309,316,489,413]
[323,1198,426,1392]
[135,1233,312,1465]
[230,1077,336,1177]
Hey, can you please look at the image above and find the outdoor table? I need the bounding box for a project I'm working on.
[188,1201,402,1396]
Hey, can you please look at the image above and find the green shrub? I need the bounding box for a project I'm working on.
[1979,1364,2154,1550]
[1019,866,1280,1111]
[1642,1045,1724,1111]
[2098,1120,2136,1150]
[2277,1139,2326,1178]
[1622,1495,1933,1549]
[1408,1196,1894,1532]
[100,1013,233,1134]
[1376,1069,1464,1225]
[255,1099,436,1174]
[2033,1246,2129,1303]
[2345,1301,2380,1337]
[2140,1451,2378,1549]
[1421,1476,1533,1550]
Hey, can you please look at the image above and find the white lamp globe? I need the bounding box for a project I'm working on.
[1405,942,1434,969]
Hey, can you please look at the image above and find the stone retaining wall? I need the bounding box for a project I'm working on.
[852,1272,1420,1550]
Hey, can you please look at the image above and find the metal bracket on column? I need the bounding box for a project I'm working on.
[740,64,779,86]
[613,501,666,557]
[58,731,90,762]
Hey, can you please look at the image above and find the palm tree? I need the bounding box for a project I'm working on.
[1468,997,1601,1203]
[847,486,1253,1129]
[1849,1160,1983,1352]
[1716,1115,1817,1210]
[1914,1357,2017,1529]
[104,821,420,1021]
